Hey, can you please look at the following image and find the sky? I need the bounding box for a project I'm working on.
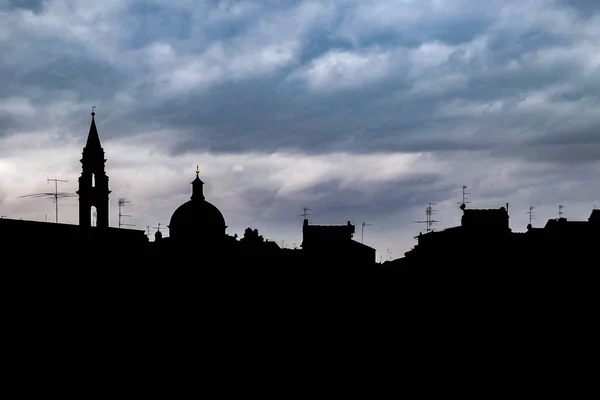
[1,0,599,261]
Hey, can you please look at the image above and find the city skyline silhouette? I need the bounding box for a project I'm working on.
[1,110,598,269]
[1,1,600,263]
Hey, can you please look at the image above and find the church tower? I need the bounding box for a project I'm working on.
[77,108,111,228]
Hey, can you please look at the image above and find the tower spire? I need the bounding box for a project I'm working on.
[77,107,111,228]
[85,106,102,150]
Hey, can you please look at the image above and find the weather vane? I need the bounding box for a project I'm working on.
[195,165,200,174]
[92,105,96,113]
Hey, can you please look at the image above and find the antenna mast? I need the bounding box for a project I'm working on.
[49,178,67,224]
[415,202,440,233]
[301,207,311,220]
[361,222,372,243]
[18,178,76,223]
[300,207,311,226]
[118,198,135,228]
[526,206,536,226]
[459,185,471,207]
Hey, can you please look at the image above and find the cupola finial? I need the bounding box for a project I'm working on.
[191,165,205,201]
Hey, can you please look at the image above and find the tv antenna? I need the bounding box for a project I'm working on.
[526,206,537,226]
[300,207,311,222]
[415,202,440,233]
[118,198,135,228]
[361,222,372,243]
[558,205,565,219]
[458,185,471,207]
[18,178,76,223]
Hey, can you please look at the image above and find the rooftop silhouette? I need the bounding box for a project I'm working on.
[0,110,598,271]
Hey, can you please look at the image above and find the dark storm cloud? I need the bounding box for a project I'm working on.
[19,55,131,97]
[125,76,422,155]
[105,0,599,161]
[1,0,599,164]
[559,0,600,15]
[0,50,132,137]
[238,171,458,227]
[123,1,193,48]
[5,0,44,13]
[1,0,600,254]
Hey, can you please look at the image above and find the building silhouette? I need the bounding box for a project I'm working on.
[1,110,598,271]
[168,166,227,243]
[0,111,377,270]
[77,109,111,228]
[384,202,599,270]
[302,219,376,266]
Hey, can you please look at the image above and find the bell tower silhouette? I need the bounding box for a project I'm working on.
[77,108,111,228]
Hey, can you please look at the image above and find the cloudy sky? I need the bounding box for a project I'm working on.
[1,0,599,260]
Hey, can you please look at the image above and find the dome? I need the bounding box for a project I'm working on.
[168,169,227,241]
[169,199,226,239]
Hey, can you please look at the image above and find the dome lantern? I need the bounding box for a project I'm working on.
[191,165,205,201]
[168,166,226,242]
